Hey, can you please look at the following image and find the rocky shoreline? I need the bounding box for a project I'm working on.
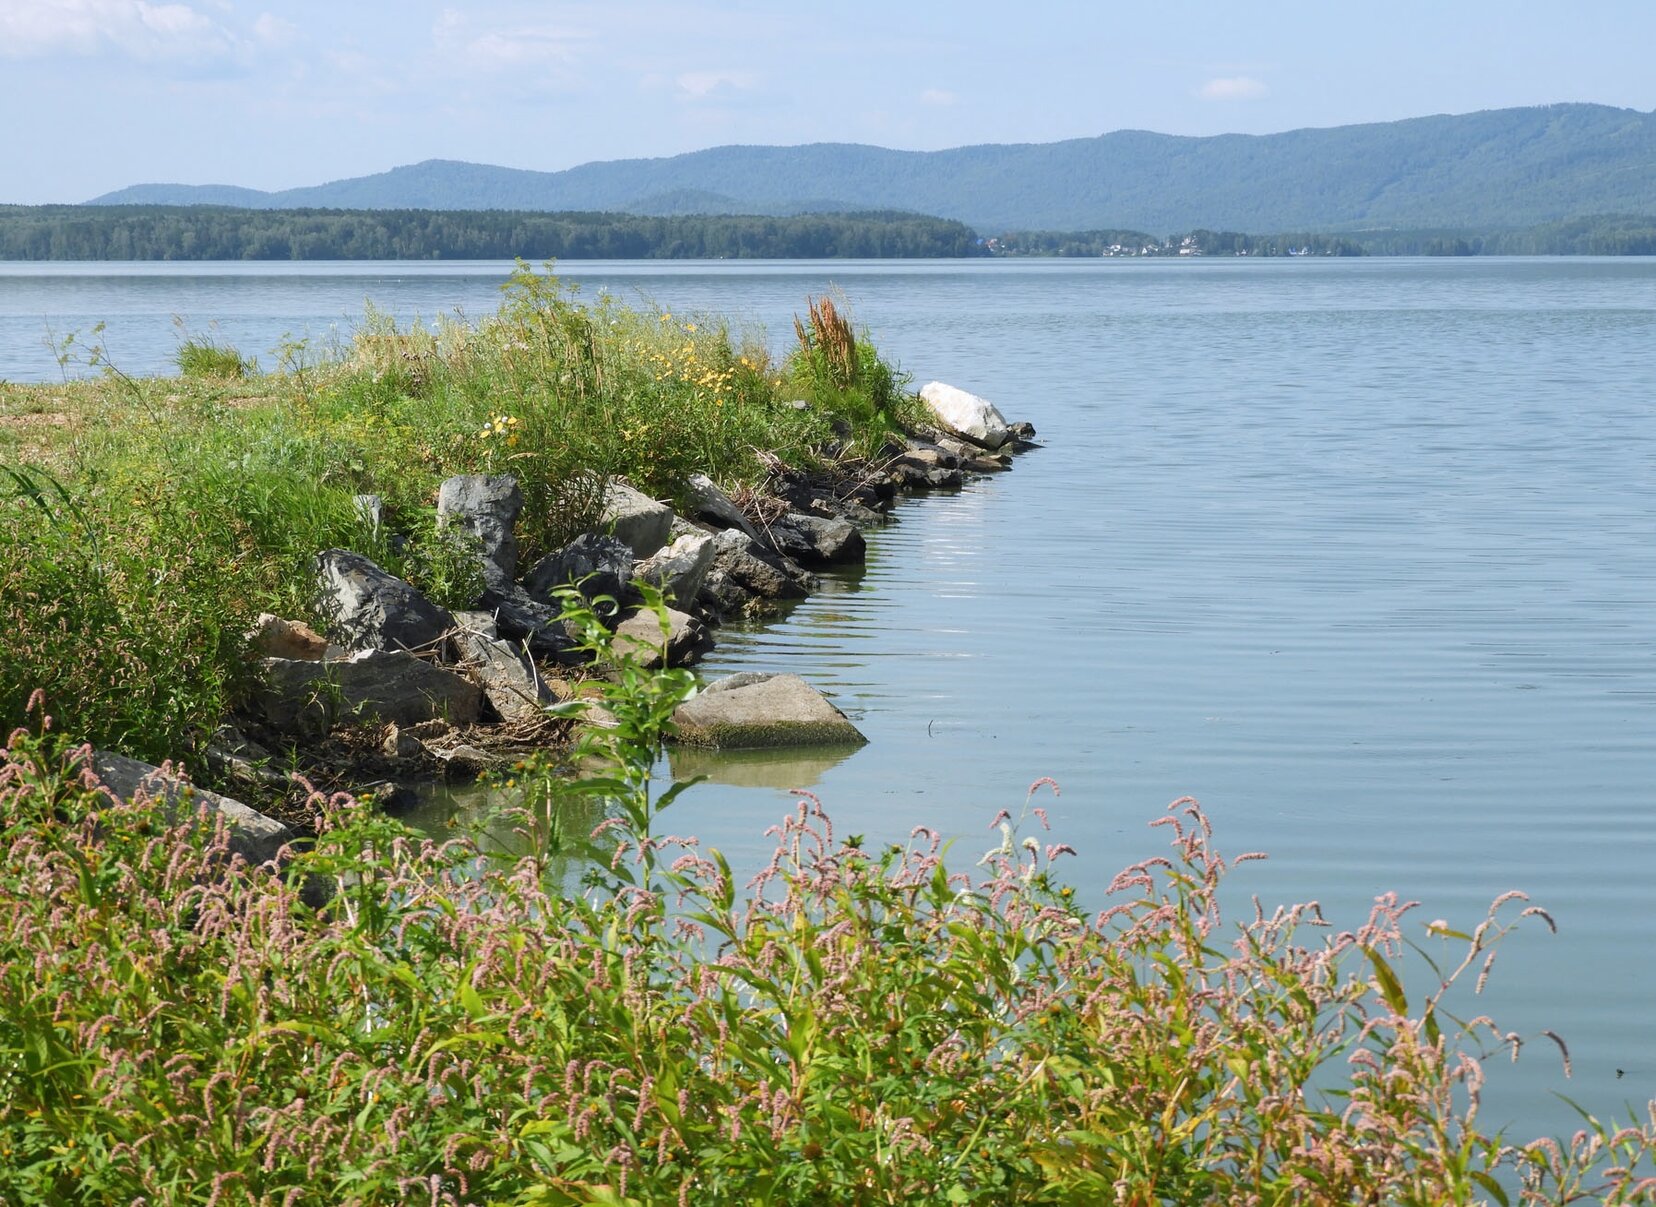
[97,382,1036,846]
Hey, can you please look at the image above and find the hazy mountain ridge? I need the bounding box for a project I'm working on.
[87,104,1656,232]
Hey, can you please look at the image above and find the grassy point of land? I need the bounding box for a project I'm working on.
[0,264,921,771]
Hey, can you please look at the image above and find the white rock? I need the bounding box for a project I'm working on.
[919,381,1011,450]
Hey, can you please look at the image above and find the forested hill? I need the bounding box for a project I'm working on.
[86,104,1656,232]
[0,207,982,260]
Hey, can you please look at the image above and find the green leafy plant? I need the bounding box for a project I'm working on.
[5,636,1656,1203]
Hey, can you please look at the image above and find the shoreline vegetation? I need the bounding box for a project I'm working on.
[4,269,1656,1200]
[6,204,1656,261]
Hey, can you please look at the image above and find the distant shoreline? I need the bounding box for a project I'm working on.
[6,204,1656,260]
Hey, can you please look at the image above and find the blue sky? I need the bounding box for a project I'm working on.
[3,0,1654,204]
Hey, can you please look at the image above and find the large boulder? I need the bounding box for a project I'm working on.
[477,585,574,658]
[523,533,634,616]
[257,649,483,735]
[612,607,714,669]
[696,529,816,620]
[673,672,867,748]
[919,381,1011,450]
[437,474,523,587]
[599,478,674,559]
[707,529,815,599]
[765,512,866,567]
[635,531,716,607]
[684,473,762,542]
[91,750,293,866]
[316,549,454,653]
[450,624,554,724]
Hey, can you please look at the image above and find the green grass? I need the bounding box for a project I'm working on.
[0,263,912,768]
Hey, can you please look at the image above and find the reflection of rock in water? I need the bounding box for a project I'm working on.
[668,743,863,791]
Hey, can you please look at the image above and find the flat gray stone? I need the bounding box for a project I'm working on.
[257,649,483,735]
[451,627,554,723]
[673,672,866,748]
[91,750,293,866]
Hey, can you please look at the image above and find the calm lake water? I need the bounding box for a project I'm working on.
[6,257,1655,1141]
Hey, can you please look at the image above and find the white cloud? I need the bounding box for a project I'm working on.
[0,0,237,61]
[919,88,958,107]
[432,8,587,71]
[1198,75,1268,101]
[251,12,296,48]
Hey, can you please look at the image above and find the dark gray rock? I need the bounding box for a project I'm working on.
[695,526,818,605]
[316,549,454,653]
[477,585,575,658]
[437,474,523,588]
[672,672,866,748]
[766,512,866,567]
[91,749,293,866]
[523,533,634,618]
[684,472,762,541]
[257,650,483,735]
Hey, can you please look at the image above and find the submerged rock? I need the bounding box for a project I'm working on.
[672,672,866,748]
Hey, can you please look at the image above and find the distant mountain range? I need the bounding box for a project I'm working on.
[88,104,1656,233]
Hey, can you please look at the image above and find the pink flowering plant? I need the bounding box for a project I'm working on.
[4,605,1656,1202]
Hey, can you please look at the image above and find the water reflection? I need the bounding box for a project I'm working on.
[667,742,865,791]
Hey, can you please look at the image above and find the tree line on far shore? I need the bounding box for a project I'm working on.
[3,205,1656,261]
[0,206,985,260]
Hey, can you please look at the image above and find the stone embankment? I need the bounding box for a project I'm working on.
[101,383,1036,835]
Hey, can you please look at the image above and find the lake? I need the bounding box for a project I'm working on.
[5,256,1655,1141]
